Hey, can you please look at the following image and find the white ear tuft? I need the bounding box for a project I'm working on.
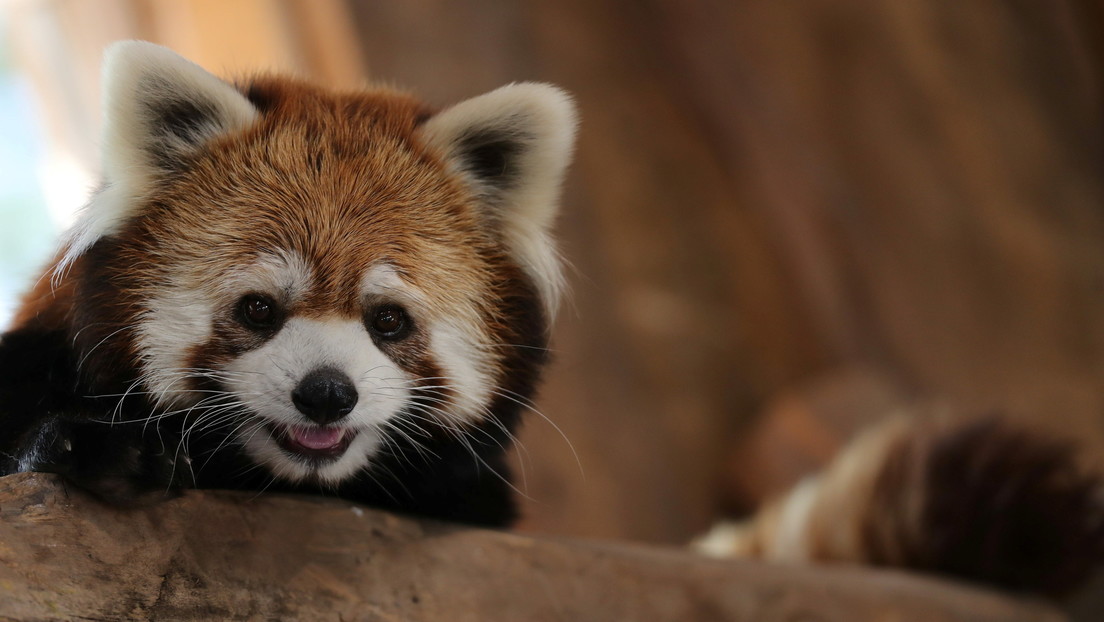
[61,41,257,269]
[419,83,578,315]
[100,40,257,183]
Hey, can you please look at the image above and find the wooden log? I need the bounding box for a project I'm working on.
[0,473,1064,621]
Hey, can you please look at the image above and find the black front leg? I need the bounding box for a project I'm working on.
[0,327,80,475]
[0,327,189,505]
[32,415,190,506]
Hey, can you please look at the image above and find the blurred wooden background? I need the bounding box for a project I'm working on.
[6,0,1104,552]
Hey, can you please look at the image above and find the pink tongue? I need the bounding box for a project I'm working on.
[288,425,345,450]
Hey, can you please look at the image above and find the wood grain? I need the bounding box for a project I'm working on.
[0,472,1067,622]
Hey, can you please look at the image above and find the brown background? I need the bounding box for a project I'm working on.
[5,0,1104,551]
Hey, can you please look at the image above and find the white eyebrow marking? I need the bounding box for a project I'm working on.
[218,249,313,301]
[361,262,495,423]
[361,263,413,298]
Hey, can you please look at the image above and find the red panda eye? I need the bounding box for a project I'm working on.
[369,305,408,339]
[239,295,278,329]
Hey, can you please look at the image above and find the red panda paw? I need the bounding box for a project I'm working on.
[28,416,190,507]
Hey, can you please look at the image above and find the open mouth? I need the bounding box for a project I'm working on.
[270,422,357,460]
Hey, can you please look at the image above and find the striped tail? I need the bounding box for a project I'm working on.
[696,417,1104,596]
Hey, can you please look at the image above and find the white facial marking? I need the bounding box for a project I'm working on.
[224,317,410,483]
[138,258,502,485]
[244,422,384,485]
[362,263,494,423]
[361,263,419,302]
[135,285,215,408]
[135,250,312,409]
[217,249,313,303]
[430,322,494,422]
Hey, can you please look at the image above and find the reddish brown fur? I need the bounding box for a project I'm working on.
[20,77,527,388]
[11,249,72,331]
[134,77,501,316]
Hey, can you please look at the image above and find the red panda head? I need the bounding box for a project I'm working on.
[51,41,576,484]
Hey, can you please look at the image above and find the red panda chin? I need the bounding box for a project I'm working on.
[241,418,384,486]
[272,423,357,460]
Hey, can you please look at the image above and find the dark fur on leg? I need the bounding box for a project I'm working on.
[0,327,188,505]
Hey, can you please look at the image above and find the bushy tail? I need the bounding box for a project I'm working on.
[696,417,1104,596]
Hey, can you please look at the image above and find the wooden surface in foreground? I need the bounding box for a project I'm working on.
[0,473,1063,622]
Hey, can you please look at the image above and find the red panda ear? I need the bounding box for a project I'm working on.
[100,40,257,182]
[419,84,578,314]
[61,41,257,268]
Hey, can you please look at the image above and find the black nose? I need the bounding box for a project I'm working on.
[291,367,358,425]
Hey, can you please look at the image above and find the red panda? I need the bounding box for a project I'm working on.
[0,40,576,526]
[2,41,1101,599]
